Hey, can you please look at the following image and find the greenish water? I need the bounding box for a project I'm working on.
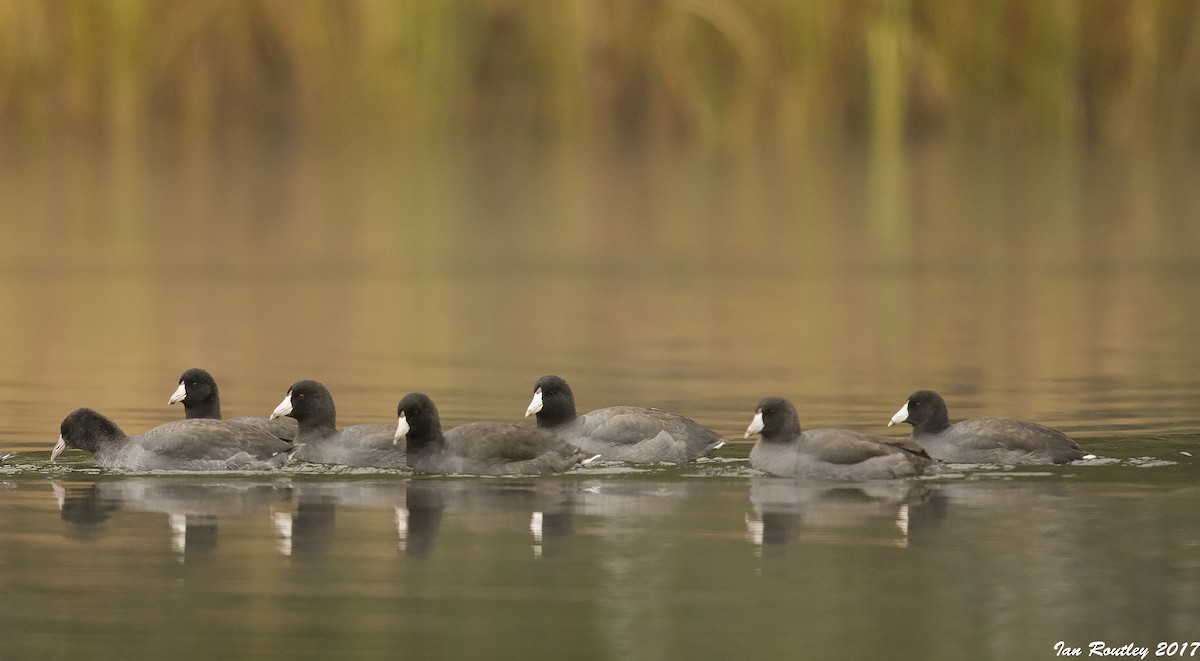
[1,143,1199,660]
[3,459,1200,660]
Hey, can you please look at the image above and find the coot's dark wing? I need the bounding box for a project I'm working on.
[571,407,724,462]
[440,422,588,475]
[227,415,299,443]
[875,435,933,459]
[800,429,909,465]
[751,429,935,480]
[293,424,406,468]
[950,417,1088,463]
[134,419,293,468]
[445,422,544,460]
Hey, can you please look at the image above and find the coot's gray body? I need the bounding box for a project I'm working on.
[170,368,298,442]
[746,397,937,481]
[54,408,294,471]
[271,380,405,468]
[526,375,724,463]
[398,392,591,475]
[889,390,1091,465]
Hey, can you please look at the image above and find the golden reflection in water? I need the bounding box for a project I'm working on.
[0,143,1198,451]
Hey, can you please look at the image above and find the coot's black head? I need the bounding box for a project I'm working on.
[169,368,221,419]
[888,390,950,434]
[54,408,125,461]
[744,397,802,442]
[394,392,444,448]
[272,380,336,430]
[525,374,577,428]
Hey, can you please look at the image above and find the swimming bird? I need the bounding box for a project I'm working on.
[53,408,293,470]
[745,397,936,480]
[525,374,725,463]
[169,368,298,441]
[888,390,1092,464]
[270,380,405,468]
[397,391,592,475]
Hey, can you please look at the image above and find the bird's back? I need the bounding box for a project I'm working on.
[97,419,293,470]
[564,406,724,462]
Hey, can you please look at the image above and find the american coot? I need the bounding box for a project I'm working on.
[169,368,298,442]
[270,380,405,468]
[524,375,725,463]
[395,392,592,475]
[53,408,294,471]
[745,397,936,480]
[888,390,1093,465]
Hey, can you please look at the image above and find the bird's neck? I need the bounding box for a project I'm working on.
[405,428,447,456]
[186,397,221,420]
[297,414,337,440]
[914,410,951,435]
[536,403,577,429]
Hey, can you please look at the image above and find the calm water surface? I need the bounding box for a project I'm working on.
[1,143,1199,660]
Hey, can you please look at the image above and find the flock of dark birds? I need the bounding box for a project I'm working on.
[50,368,1095,480]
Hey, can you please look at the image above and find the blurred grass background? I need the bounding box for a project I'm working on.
[0,0,1199,451]
[1,0,1198,152]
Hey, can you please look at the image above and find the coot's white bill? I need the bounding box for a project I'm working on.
[744,410,764,438]
[51,435,67,463]
[394,413,409,445]
[524,388,543,417]
[168,382,188,405]
[271,393,293,420]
